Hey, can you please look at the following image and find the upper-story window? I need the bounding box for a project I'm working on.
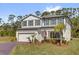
[50,18,56,25]
[28,20,33,26]
[22,21,27,26]
[44,19,49,26]
[58,18,64,24]
[35,20,40,26]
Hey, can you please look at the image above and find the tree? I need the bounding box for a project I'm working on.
[15,16,22,28]
[15,21,21,28]
[8,14,16,36]
[17,16,22,21]
[77,8,79,12]
[55,10,62,15]
[41,11,50,16]
[62,8,73,17]
[8,14,15,24]
[35,11,41,16]
[71,16,79,37]
[0,18,2,23]
[54,23,65,45]
[0,18,2,25]
[62,8,68,12]
[54,23,65,32]
[51,11,55,15]
[73,8,76,13]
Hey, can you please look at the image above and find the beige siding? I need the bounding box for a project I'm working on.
[63,18,71,41]
[16,15,71,42]
[21,16,41,28]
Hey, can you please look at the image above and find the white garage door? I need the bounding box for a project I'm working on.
[18,33,33,42]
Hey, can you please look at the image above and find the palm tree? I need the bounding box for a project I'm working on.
[54,23,65,34]
[54,23,65,45]
[77,8,79,12]
[73,8,76,14]
[62,8,73,17]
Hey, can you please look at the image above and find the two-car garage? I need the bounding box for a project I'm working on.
[16,28,42,42]
[16,28,38,42]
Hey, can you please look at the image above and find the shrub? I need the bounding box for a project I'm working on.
[0,36,16,42]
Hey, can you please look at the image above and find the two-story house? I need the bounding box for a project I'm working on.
[16,14,71,42]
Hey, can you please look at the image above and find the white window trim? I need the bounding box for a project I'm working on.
[35,20,40,26]
[28,20,33,26]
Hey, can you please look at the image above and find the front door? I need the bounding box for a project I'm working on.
[41,31,47,38]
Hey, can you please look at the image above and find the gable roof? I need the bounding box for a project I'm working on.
[21,14,41,21]
[21,14,71,26]
[42,15,67,18]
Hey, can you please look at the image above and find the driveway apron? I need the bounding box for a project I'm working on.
[0,42,16,55]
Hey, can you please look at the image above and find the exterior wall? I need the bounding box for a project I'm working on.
[16,24,71,42]
[21,16,65,29]
[16,29,37,42]
[16,31,18,41]
[63,18,71,41]
[21,16,41,28]
[16,15,71,42]
[23,16,39,21]
[40,27,54,39]
[16,27,55,42]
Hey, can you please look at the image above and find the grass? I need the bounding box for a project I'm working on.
[0,36,16,43]
[12,39,79,55]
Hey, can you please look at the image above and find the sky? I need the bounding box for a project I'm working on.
[0,3,79,22]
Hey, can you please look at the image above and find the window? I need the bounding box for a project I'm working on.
[50,18,56,25]
[22,21,27,26]
[58,18,64,24]
[48,31,56,38]
[35,20,40,26]
[44,19,49,26]
[28,20,33,26]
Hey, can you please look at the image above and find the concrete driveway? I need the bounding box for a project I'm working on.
[0,42,16,55]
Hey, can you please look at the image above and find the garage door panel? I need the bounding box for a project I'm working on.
[18,33,33,42]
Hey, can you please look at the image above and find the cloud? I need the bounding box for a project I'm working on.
[43,6,62,12]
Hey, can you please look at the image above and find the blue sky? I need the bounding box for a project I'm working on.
[0,3,79,22]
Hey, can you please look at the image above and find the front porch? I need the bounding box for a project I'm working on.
[39,30,63,40]
[37,30,64,45]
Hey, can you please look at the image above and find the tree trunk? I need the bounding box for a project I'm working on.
[59,32,63,46]
[60,40,62,46]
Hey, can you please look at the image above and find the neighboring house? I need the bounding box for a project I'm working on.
[16,14,71,42]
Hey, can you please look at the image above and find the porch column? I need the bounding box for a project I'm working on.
[46,31,48,39]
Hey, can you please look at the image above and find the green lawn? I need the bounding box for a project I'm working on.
[0,36,16,43]
[12,39,79,55]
